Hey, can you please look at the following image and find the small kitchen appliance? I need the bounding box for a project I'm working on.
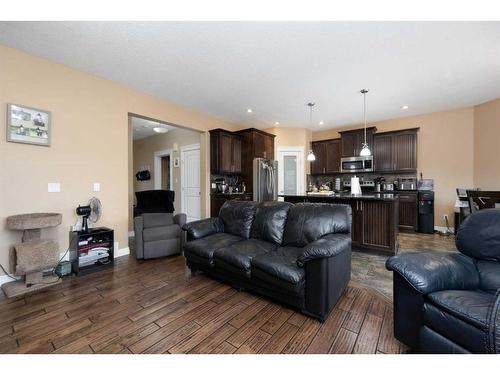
[398,177,417,190]
[340,156,373,173]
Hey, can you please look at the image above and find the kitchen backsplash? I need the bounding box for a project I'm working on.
[307,172,417,191]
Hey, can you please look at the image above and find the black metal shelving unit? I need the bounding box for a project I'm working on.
[69,227,114,276]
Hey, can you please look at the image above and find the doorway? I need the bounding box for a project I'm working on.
[129,114,203,240]
[181,144,201,222]
[277,146,304,195]
[154,149,173,190]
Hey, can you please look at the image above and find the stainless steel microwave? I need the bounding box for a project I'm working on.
[340,156,373,173]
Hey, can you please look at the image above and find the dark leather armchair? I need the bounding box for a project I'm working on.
[386,209,500,353]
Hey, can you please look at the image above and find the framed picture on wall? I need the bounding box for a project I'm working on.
[174,157,180,168]
[7,103,51,146]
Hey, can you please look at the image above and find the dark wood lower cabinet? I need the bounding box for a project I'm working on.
[283,196,399,254]
[210,193,253,217]
[397,192,417,231]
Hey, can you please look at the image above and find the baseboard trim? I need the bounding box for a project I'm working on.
[1,248,130,289]
[114,247,130,258]
[128,231,135,237]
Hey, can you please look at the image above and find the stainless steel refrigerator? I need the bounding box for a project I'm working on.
[253,158,278,202]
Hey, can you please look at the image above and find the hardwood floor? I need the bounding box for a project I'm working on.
[0,253,406,354]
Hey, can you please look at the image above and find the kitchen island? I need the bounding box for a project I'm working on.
[280,193,399,255]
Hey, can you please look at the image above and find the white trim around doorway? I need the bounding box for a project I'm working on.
[277,145,305,195]
[180,143,201,221]
[154,149,173,190]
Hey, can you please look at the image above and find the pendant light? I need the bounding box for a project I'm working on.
[306,102,316,162]
[359,89,372,156]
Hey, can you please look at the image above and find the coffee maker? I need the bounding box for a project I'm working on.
[214,178,228,193]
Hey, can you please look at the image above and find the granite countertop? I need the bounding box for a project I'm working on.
[279,192,397,201]
[211,192,252,196]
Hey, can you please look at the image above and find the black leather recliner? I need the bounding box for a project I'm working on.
[182,200,352,321]
[386,209,500,353]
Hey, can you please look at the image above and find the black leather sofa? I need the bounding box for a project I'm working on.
[182,200,352,321]
[386,209,500,353]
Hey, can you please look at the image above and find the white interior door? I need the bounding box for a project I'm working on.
[181,145,201,222]
[277,147,304,196]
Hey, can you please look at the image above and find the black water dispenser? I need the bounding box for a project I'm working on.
[417,191,435,234]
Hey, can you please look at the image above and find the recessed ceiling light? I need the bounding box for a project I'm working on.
[247,108,253,113]
[401,105,409,110]
[153,127,168,134]
[319,121,324,126]
[274,121,280,125]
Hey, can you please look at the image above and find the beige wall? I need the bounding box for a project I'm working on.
[133,128,201,215]
[0,45,241,272]
[473,98,500,190]
[313,107,476,227]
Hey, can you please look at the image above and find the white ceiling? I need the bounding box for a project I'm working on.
[1,22,500,130]
[131,116,173,140]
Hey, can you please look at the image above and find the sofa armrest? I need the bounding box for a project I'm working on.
[386,252,479,295]
[134,216,144,259]
[484,288,500,353]
[174,213,187,227]
[182,217,223,241]
[296,234,351,267]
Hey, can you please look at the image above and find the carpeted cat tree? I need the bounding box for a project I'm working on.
[2,213,62,298]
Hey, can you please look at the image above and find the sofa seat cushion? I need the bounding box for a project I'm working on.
[214,239,277,277]
[427,290,493,329]
[143,225,181,242]
[184,233,243,264]
[251,247,305,294]
[423,302,486,353]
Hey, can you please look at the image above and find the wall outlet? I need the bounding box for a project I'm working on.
[48,182,61,193]
[442,214,449,222]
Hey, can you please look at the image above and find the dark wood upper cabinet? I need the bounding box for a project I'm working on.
[219,132,233,173]
[231,135,242,173]
[233,128,275,192]
[310,138,341,175]
[311,142,326,174]
[340,132,358,158]
[393,132,417,171]
[373,134,393,172]
[339,127,375,157]
[209,129,243,174]
[374,128,418,172]
[325,139,341,173]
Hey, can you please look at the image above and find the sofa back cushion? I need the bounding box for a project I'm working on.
[282,203,351,247]
[135,190,175,214]
[456,209,500,261]
[476,260,500,292]
[142,213,174,228]
[251,201,292,245]
[219,200,257,239]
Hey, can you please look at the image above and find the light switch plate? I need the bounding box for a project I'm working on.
[48,182,61,193]
[93,182,101,192]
